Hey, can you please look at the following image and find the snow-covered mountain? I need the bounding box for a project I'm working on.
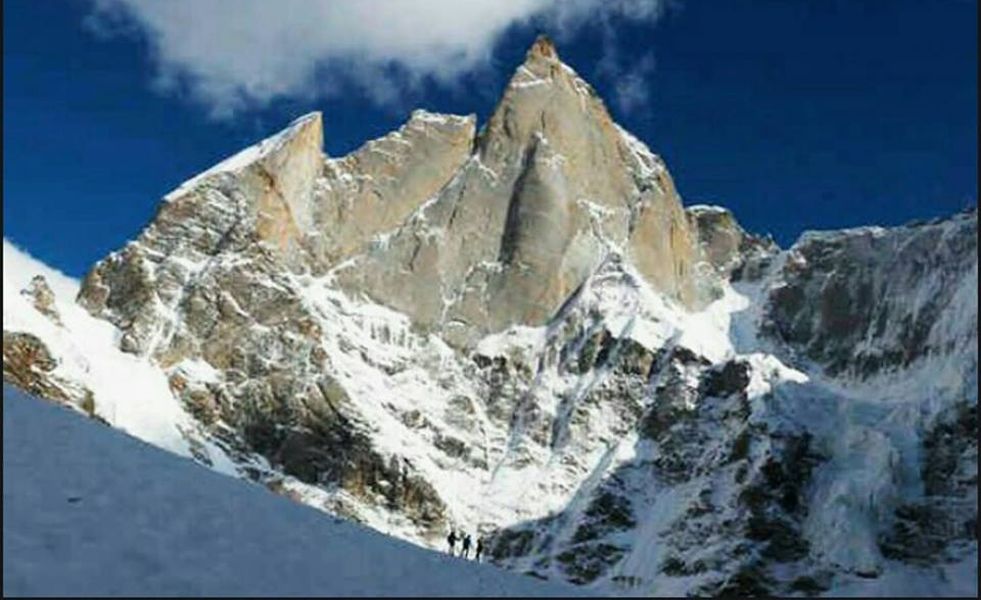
[3,36,977,596]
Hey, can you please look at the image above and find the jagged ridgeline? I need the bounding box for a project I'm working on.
[78,36,713,354]
[4,36,977,596]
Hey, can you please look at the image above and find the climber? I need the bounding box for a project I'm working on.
[475,536,485,562]
[461,533,472,558]
[447,530,457,556]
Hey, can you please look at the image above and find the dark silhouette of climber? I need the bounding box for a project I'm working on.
[475,536,485,562]
[461,533,472,559]
[447,530,457,555]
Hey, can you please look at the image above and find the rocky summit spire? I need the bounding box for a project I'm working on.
[337,37,703,346]
[525,33,558,62]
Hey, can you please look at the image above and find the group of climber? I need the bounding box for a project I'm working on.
[446,530,484,561]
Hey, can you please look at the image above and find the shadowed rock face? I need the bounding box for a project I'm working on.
[762,209,977,377]
[486,346,831,596]
[880,401,977,566]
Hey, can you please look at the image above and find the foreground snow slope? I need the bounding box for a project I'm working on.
[1,385,582,597]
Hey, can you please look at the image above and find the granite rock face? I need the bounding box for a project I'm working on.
[65,39,711,537]
[77,112,326,354]
[312,110,476,267]
[336,37,702,346]
[79,37,703,352]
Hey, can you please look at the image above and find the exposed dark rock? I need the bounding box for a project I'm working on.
[789,574,831,596]
[490,529,537,560]
[571,490,635,543]
[737,434,823,564]
[616,338,658,377]
[433,433,469,460]
[879,400,977,565]
[923,401,978,496]
[660,555,708,576]
[3,331,57,374]
[556,543,625,584]
[762,211,977,377]
[727,428,752,463]
[705,563,773,597]
[702,359,751,398]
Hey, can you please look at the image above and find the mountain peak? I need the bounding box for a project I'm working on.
[525,34,558,63]
[164,111,322,204]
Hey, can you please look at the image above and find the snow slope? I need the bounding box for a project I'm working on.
[2,384,583,597]
[2,239,229,466]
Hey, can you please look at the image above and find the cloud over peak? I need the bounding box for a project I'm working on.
[86,0,668,118]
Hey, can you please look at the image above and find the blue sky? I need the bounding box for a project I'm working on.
[4,0,977,278]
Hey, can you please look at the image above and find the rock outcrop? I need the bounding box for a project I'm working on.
[21,275,63,326]
[2,331,93,414]
[686,204,778,283]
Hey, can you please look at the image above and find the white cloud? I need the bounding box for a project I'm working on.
[590,0,669,115]
[612,53,656,114]
[85,0,669,118]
